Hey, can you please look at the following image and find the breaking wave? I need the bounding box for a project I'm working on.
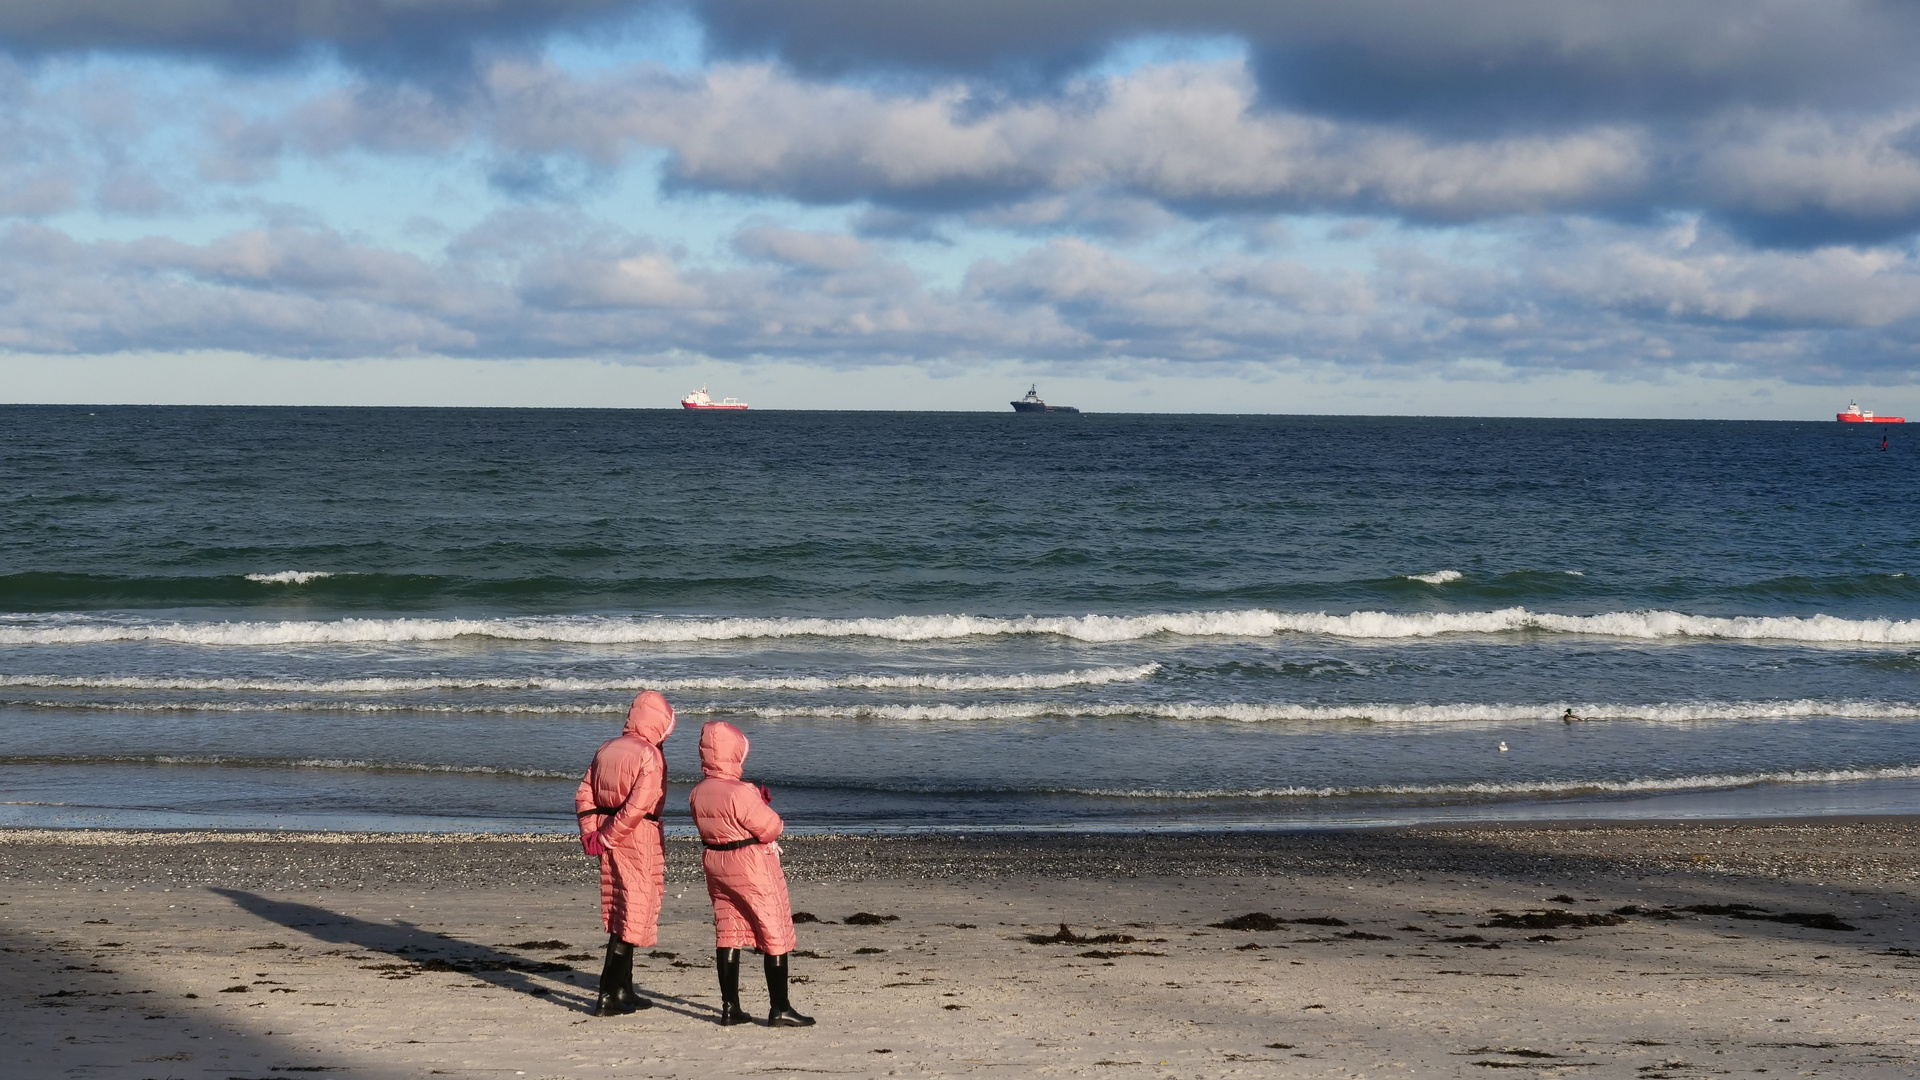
[1053,764,1920,800]
[9,755,1916,803]
[5,607,1920,645]
[710,699,1920,725]
[0,753,574,779]
[12,696,1910,725]
[1404,570,1463,584]
[0,664,1158,695]
[243,571,335,585]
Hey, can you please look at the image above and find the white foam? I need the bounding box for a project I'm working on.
[6,607,1920,646]
[701,699,1920,725]
[12,753,1919,801]
[243,571,334,585]
[6,692,1915,726]
[1062,764,1920,800]
[0,664,1158,695]
[1405,570,1463,585]
[0,753,576,779]
[0,699,615,715]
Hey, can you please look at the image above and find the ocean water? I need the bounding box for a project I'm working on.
[2,405,1916,833]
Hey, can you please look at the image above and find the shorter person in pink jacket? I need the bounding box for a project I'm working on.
[688,720,814,1027]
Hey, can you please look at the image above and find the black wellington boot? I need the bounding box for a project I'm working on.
[764,952,815,1027]
[616,938,653,1012]
[715,948,752,1025]
[595,936,639,1016]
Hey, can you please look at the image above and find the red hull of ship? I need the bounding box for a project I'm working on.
[682,402,749,410]
[1838,414,1904,423]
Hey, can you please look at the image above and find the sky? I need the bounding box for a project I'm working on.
[3,1,1920,416]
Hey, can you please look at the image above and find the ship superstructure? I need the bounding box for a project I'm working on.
[1010,385,1079,414]
[1838,401,1904,423]
[682,385,749,410]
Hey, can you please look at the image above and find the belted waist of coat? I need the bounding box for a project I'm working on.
[702,836,764,851]
[577,806,662,821]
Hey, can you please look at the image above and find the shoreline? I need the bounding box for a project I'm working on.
[7,816,1920,890]
[7,817,1917,1077]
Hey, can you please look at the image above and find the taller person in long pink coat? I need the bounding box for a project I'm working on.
[688,721,814,1027]
[575,691,675,1016]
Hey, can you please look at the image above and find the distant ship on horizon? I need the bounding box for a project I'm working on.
[1838,400,1904,423]
[682,385,749,410]
[1010,385,1079,413]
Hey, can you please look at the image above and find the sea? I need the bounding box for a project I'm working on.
[2,405,1916,834]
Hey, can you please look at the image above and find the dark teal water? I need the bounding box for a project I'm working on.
[2,406,1917,831]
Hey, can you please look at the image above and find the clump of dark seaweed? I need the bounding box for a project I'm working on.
[844,912,899,926]
[1209,912,1348,931]
[1480,910,1625,930]
[1679,904,1856,931]
[1026,924,1137,946]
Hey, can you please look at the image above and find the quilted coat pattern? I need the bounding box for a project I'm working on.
[688,721,796,955]
[575,691,675,945]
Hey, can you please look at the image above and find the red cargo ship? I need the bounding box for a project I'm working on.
[1837,401,1904,423]
[681,385,749,410]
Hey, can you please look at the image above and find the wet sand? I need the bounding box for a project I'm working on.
[4,820,1919,1078]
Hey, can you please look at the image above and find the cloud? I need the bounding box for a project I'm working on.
[1531,218,1920,331]
[23,46,1920,244]
[0,0,634,73]
[480,59,1652,221]
[3,215,1915,384]
[732,224,871,271]
[0,57,189,216]
[16,2,1920,133]
[473,57,1920,241]
[691,1,1920,126]
[1694,109,1920,243]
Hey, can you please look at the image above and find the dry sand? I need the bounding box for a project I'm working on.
[4,820,1918,1078]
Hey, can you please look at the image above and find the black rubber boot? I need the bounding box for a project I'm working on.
[595,936,641,1016]
[617,939,652,1012]
[715,948,752,1026]
[764,952,815,1027]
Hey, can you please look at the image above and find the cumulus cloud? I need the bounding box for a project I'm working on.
[1694,109,1920,243]
[22,10,1920,242]
[692,1,1920,124]
[466,59,1652,221]
[3,215,1915,383]
[474,58,1915,239]
[1532,219,1920,331]
[3,3,1919,387]
[0,0,633,72]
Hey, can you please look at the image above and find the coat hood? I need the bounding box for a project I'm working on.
[698,720,748,780]
[623,691,676,744]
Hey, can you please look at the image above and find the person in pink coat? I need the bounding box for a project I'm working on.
[688,720,814,1027]
[575,690,675,1016]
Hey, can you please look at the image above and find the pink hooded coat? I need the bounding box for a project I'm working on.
[688,721,796,955]
[575,691,675,945]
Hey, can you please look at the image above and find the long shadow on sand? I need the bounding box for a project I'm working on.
[209,888,716,1021]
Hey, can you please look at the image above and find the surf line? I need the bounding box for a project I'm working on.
[5,608,1920,645]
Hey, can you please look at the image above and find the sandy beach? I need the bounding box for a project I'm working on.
[3,821,1918,1079]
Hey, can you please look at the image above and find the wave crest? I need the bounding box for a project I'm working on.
[0,664,1158,695]
[5,607,1920,645]
[9,754,1915,803]
[9,697,1907,725]
[243,571,335,585]
[710,699,1920,725]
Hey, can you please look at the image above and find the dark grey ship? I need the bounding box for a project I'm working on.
[1010,385,1079,413]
